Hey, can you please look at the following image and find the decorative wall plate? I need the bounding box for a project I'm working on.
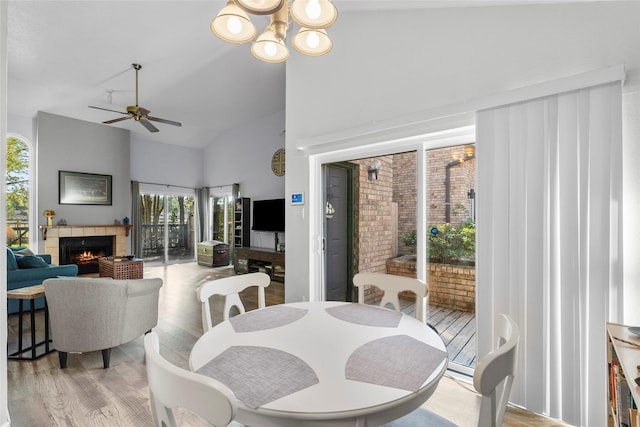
[271,148,285,177]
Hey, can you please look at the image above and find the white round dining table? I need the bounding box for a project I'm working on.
[190,301,448,427]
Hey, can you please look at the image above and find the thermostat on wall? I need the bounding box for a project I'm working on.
[291,192,305,205]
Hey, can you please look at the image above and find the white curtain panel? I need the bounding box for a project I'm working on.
[476,81,622,427]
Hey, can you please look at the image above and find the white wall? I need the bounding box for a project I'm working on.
[284,2,640,316]
[203,110,285,249]
[7,113,35,143]
[36,112,131,253]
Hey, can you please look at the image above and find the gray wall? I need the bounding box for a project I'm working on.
[203,110,286,249]
[29,110,285,253]
[130,135,204,188]
[36,112,131,252]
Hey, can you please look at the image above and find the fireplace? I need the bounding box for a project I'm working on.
[59,236,115,275]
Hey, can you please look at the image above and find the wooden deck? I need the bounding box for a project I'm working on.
[383,298,477,369]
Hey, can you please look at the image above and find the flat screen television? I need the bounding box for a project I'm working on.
[252,198,285,232]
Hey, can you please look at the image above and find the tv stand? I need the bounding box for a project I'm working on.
[234,247,285,283]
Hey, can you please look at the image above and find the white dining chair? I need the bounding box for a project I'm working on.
[144,332,238,427]
[197,272,271,332]
[353,272,428,323]
[383,313,520,427]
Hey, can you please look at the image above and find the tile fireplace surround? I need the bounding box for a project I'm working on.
[43,225,128,266]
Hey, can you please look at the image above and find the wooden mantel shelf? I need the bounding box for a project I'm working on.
[40,224,132,240]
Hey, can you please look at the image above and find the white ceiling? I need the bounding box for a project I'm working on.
[7,0,596,149]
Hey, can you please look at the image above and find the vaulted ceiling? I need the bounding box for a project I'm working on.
[7,0,591,149]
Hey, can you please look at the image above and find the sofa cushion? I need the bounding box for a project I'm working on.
[6,248,18,270]
[14,247,35,256]
[16,255,50,269]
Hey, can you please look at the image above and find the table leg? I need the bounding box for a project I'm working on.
[30,299,36,359]
[44,298,50,353]
[17,300,24,355]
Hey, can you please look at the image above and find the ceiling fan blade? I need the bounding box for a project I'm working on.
[147,116,182,127]
[139,119,160,133]
[103,116,132,125]
[89,105,128,115]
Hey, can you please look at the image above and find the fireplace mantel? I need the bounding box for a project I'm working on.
[43,225,129,265]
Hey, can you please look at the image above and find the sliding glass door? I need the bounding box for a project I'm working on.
[167,195,195,262]
[211,195,233,243]
[139,184,196,264]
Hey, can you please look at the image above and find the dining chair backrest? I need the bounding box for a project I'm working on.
[197,272,271,332]
[144,332,237,427]
[473,313,520,427]
[353,272,428,323]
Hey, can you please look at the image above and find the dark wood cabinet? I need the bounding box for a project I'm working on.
[234,197,250,248]
[234,247,285,282]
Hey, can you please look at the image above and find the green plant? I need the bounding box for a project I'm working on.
[400,229,417,253]
[401,221,476,265]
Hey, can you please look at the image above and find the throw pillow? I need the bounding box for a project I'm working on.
[16,255,49,269]
[14,248,35,256]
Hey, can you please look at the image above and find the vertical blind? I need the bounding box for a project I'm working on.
[476,81,622,426]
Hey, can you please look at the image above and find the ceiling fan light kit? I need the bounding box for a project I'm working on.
[89,64,182,133]
[211,0,337,63]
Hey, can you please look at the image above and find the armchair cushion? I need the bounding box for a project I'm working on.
[43,277,163,363]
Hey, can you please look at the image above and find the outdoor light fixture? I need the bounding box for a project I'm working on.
[211,0,337,63]
[368,160,381,181]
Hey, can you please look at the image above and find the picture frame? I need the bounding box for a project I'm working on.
[59,170,112,205]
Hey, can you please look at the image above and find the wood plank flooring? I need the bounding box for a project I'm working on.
[7,262,570,426]
[396,300,477,368]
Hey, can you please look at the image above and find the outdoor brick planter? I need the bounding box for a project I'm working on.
[385,255,476,313]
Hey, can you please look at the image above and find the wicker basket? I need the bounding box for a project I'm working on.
[99,257,143,280]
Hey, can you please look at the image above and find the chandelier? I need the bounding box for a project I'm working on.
[211,0,337,63]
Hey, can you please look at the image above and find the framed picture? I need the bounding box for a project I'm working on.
[59,171,112,205]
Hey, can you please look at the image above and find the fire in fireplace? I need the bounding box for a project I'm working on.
[59,236,114,274]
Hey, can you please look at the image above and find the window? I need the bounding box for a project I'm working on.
[6,136,32,248]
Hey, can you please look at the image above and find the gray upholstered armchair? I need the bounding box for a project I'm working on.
[43,277,163,369]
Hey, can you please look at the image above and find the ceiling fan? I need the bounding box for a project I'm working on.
[89,63,181,133]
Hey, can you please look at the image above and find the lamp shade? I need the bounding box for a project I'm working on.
[292,28,332,56]
[236,0,285,15]
[290,0,337,29]
[5,225,17,240]
[211,0,257,44]
[251,26,289,63]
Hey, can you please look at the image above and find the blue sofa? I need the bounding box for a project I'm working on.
[6,247,78,314]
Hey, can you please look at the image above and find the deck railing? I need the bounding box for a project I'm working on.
[141,224,192,257]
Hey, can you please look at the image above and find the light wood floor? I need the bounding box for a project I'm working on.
[7,262,570,426]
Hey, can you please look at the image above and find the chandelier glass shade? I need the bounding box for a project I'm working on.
[292,28,332,56]
[236,0,285,15]
[290,0,337,29]
[211,0,337,63]
[251,19,290,63]
[211,0,257,43]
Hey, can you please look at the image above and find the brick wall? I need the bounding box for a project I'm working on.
[352,156,394,272]
[393,151,417,255]
[392,145,475,256]
[428,263,475,312]
[426,145,475,226]
[352,156,394,302]
[385,256,476,312]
